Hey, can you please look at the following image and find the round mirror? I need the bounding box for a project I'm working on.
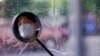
[12,12,42,42]
[12,12,53,56]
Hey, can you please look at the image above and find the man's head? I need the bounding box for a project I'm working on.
[18,16,34,27]
[18,16,38,41]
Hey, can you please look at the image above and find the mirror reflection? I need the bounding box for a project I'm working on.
[17,15,40,42]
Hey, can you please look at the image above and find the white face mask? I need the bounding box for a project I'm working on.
[18,23,35,39]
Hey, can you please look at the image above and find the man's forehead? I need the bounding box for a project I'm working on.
[18,16,32,22]
[19,16,28,20]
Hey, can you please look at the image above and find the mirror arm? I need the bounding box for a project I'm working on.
[36,38,54,56]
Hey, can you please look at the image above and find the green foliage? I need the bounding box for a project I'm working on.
[83,0,100,15]
[5,0,68,18]
[30,0,50,17]
[95,0,100,14]
[5,0,30,18]
[59,0,67,16]
[35,1,50,17]
[83,0,96,12]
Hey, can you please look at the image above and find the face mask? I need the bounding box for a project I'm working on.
[18,23,35,39]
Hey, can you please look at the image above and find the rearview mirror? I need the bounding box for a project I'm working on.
[12,12,53,56]
[12,12,41,42]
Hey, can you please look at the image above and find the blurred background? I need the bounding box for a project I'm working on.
[0,0,100,56]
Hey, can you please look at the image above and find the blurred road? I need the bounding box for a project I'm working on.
[4,36,100,56]
[85,36,100,56]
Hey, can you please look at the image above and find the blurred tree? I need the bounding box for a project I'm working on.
[5,0,30,18]
[48,0,68,16]
[83,0,96,12]
[5,0,68,18]
[95,0,100,14]
[30,0,50,17]
[59,0,67,16]
[95,0,100,33]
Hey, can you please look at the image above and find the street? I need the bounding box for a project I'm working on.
[4,36,100,56]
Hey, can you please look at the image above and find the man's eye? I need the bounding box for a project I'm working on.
[26,21,30,23]
[18,23,21,26]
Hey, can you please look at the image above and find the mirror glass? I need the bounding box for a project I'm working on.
[12,12,41,42]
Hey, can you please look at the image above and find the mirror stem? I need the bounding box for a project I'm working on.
[36,38,54,56]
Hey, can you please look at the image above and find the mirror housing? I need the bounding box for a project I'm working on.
[12,12,42,42]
